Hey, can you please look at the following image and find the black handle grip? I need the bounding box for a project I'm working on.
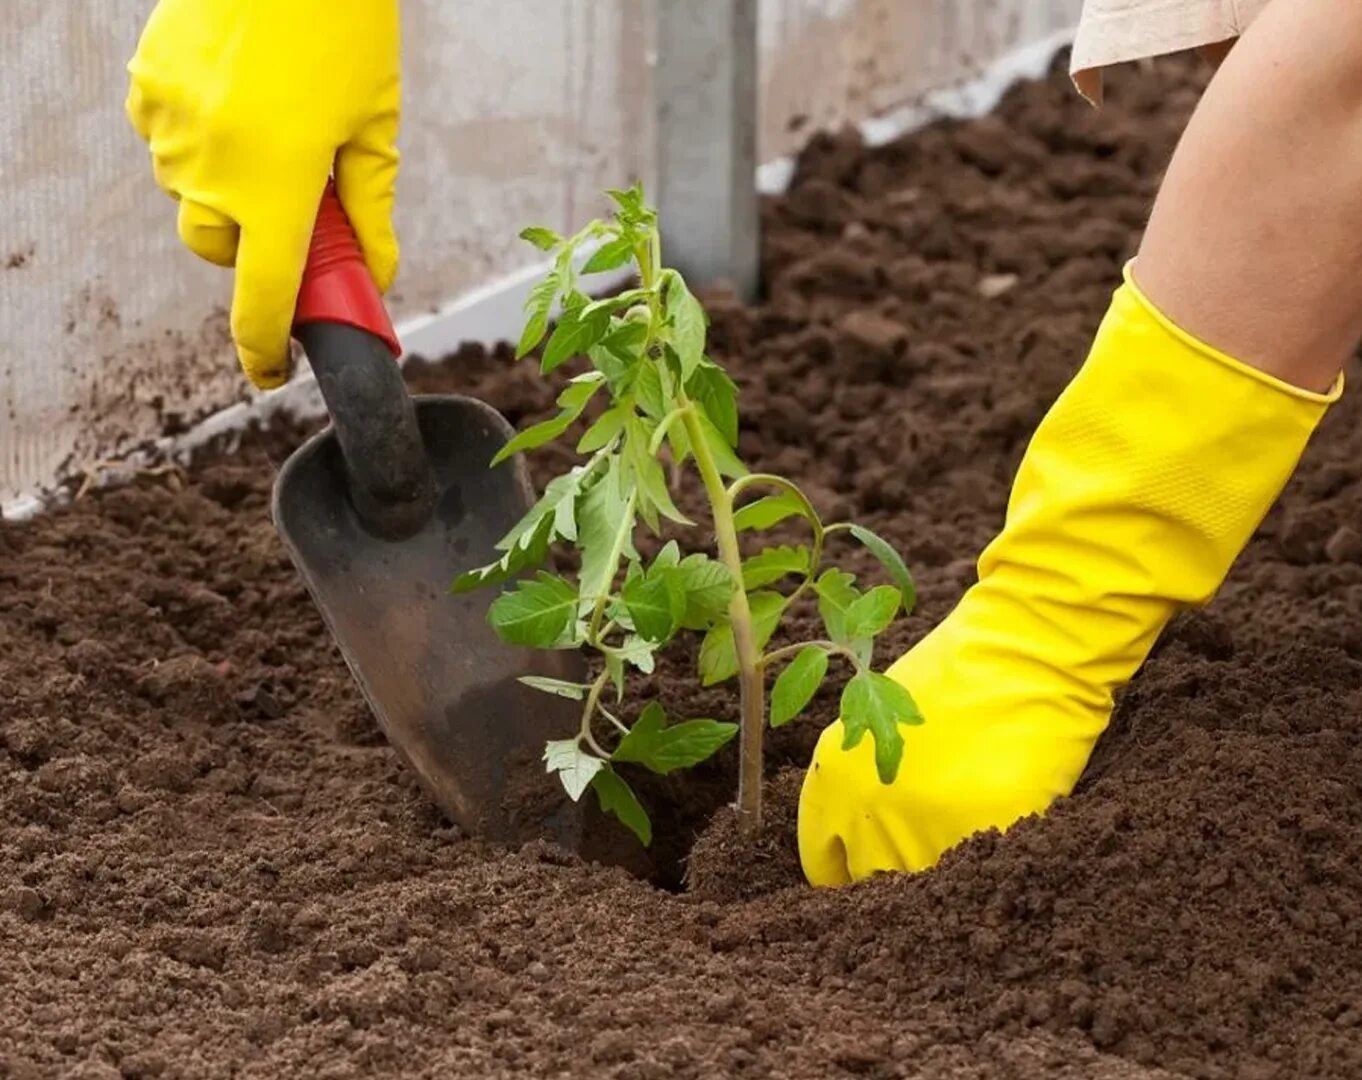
[296,321,436,541]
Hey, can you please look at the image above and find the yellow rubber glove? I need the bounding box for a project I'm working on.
[799,266,1341,884]
[126,0,401,390]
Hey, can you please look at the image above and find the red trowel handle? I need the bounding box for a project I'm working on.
[293,180,400,356]
[290,182,433,540]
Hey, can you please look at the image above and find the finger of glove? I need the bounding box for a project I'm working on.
[231,202,318,391]
[335,116,400,293]
[797,725,854,887]
[124,78,154,143]
[178,199,239,268]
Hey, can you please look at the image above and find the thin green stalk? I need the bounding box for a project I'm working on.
[578,670,612,757]
[679,399,765,835]
[727,473,825,605]
[759,639,863,672]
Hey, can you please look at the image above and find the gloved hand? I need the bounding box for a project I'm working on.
[126,0,401,390]
[799,266,1340,884]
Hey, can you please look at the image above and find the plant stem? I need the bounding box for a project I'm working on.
[578,670,612,758]
[760,639,863,671]
[679,401,764,835]
[727,473,825,605]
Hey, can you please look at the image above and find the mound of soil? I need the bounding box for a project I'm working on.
[6,54,1362,1079]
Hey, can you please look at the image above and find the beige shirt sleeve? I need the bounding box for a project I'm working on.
[1071,0,1274,104]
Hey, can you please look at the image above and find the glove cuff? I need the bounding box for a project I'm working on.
[1121,261,1343,405]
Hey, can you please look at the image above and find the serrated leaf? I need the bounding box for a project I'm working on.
[544,739,604,801]
[591,766,651,845]
[577,457,637,603]
[840,671,923,784]
[633,358,669,421]
[622,568,685,642]
[847,525,917,614]
[488,572,578,647]
[665,272,706,381]
[771,646,829,727]
[605,652,626,701]
[613,635,657,674]
[733,491,806,532]
[542,307,612,374]
[583,236,635,274]
[607,183,646,217]
[816,568,862,644]
[579,288,653,322]
[495,462,593,552]
[519,226,561,252]
[698,591,787,686]
[627,421,690,528]
[518,676,590,700]
[696,413,746,479]
[491,374,605,466]
[673,555,736,630]
[517,274,560,358]
[741,545,810,590]
[613,703,738,774]
[599,318,649,364]
[842,585,902,641]
[578,404,629,453]
[653,540,682,570]
[687,361,739,446]
[452,513,553,594]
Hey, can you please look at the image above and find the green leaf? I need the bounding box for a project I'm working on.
[842,585,902,641]
[452,513,553,594]
[577,457,637,603]
[612,635,657,674]
[733,491,806,532]
[582,236,635,274]
[771,646,829,727]
[544,739,604,801]
[846,525,917,615]
[633,358,669,420]
[489,572,578,647]
[591,765,651,845]
[622,567,686,642]
[517,274,559,358]
[613,703,738,774]
[607,183,646,218]
[698,591,787,686]
[839,671,923,784]
[604,652,626,701]
[578,404,629,453]
[495,461,594,552]
[653,540,682,570]
[542,307,612,374]
[626,419,690,528]
[816,569,862,644]
[599,318,649,363]
[519,225,561,252]
[491,373,605,466]
[741,545,810,590]
[518,675,590,700]
[687,361,739,447]
[673,555,735,630]
[578,288,653,323]
[664,271,706,381]
[696,413,746,479]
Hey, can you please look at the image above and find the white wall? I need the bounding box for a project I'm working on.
[0,0,1079,512]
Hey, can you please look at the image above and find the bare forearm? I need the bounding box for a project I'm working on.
[1137,0,1362,393]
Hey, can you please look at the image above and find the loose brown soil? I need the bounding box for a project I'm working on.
[6,55,1362,1079]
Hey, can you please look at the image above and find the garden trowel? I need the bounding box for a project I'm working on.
[272,181,585,844]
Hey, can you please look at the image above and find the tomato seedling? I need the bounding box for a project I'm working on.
[454,185,923,842]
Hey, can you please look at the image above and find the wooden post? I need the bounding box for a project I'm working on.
[655,0,759,302]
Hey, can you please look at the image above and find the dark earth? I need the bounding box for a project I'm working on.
[6,54,1362,1079]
